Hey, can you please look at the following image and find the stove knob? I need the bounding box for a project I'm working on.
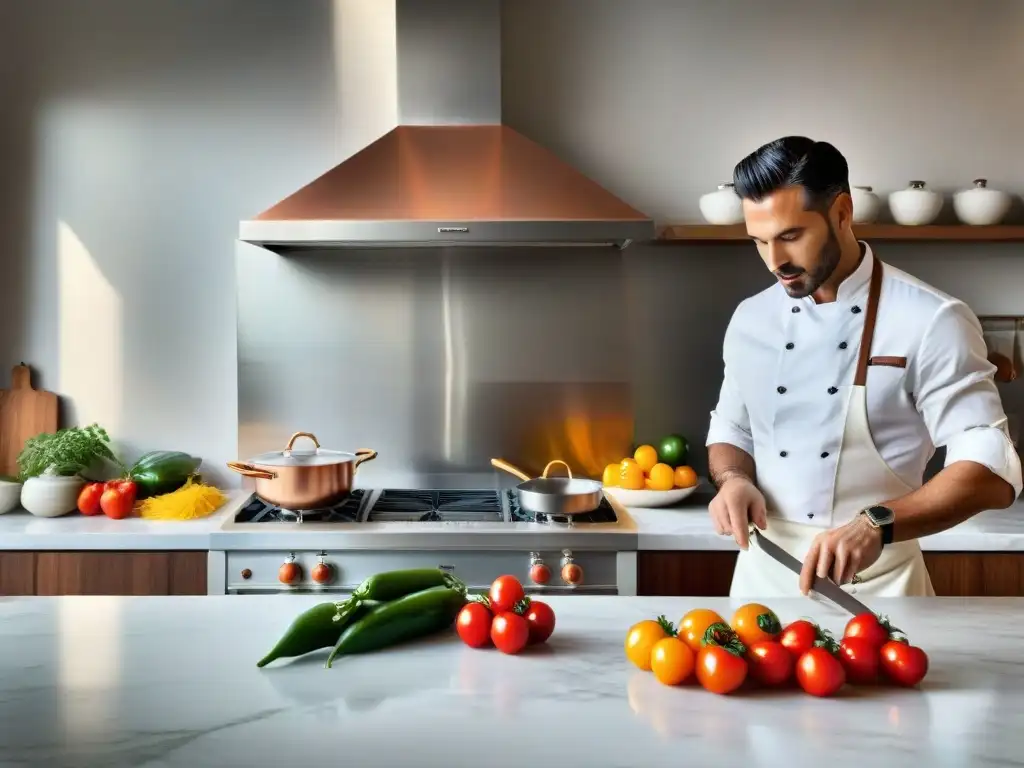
[561,549,583,587]
[311,557,333,585]
[241,569,252,580]
[528,552,551,585]
[278,554,301,586]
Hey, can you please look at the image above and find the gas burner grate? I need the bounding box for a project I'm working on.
[367,489,503,523]
[506,490,618,525]
[234,490,366,524]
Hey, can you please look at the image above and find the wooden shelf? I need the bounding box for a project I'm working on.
[657,224,1024,243]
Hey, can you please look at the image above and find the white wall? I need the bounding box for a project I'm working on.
[2,0,1022,481]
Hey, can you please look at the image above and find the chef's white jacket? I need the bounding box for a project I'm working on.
[707,243,1023,526]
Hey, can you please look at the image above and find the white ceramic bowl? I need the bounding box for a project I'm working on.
[889,181,943,226]
[20,475,85,517]
[603,484,700,508]
[0,480,22,514]
[953,179,1011,225]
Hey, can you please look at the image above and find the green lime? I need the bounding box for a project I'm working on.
[657,434,689,467]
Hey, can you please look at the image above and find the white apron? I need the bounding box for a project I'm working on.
[730,258,935,600]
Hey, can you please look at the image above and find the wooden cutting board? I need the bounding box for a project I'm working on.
[0,364,59,478]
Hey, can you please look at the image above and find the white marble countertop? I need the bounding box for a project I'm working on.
[0,594,1020,767]
[0,487,1021,552]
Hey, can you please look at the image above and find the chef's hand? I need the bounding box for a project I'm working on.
[799,515,882,594]
[709,477,767,550]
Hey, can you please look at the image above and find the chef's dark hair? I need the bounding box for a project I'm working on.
[733,136,850,213]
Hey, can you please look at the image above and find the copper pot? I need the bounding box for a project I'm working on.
[227,432,377,509]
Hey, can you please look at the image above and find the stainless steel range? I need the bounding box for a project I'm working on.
[207,486,637,596]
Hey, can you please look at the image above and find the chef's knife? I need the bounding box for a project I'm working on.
[751,527,873,616]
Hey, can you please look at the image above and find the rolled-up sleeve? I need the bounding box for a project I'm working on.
[912,300,1023,500]
[706,316,755,456]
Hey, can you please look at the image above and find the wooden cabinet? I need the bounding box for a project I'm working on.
[0,552,207,596]
[638,551,1024,597]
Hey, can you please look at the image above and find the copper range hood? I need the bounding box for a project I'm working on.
[239,0,654,253]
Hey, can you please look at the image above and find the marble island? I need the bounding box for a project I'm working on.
[0,595,1021,767]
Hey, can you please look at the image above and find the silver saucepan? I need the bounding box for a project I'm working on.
[490,458,605,517]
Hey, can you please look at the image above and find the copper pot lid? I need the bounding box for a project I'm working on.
[248,432,359,467]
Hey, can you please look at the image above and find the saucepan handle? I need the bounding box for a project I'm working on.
[226,461,276,480]
[353,449,377,469]
[490,458,532,483]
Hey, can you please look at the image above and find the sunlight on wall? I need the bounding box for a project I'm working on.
[58,599,122,738]
[58,220,123,435]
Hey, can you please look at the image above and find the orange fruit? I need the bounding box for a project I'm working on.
[624,617,672,670]
[633,444,659,474]
[647,463,675,491]
[602,463,620,487]
[620,457,638,467]
[619,461,645,490]
[650,636,695,686]
[674,465,698,489]
[679,608,726,652]
[730,603,782,647]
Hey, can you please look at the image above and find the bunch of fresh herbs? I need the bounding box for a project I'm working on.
[16,424,123,481]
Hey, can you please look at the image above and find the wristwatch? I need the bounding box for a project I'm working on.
[860,505,895,546]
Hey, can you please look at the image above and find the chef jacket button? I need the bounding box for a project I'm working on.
[851,306,862,314]
[777,386,787,394]
[792,306,801,314]
[828,386,838,395]
[820,451,830,458]
[785,342,794,350]
[779,451,788,457]
[807,513,814,519]
[838,341,848,350]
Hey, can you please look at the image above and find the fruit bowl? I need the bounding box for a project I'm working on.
[603,483,700,508]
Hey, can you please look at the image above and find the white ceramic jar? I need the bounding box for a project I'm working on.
[953,178,1011,225]
[850,186,882,223]
[889,181,943,226]
[698,182,744,225]
[20,475,85,517]
[0,480,21,514]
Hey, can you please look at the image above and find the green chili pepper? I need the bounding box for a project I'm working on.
[325,584,468,668]
[256,600,378,668]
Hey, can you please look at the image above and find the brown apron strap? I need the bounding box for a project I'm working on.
[853,257,884,386]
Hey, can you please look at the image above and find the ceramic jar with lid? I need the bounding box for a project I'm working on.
[850,186,882,223]
[953,179,1011,225]
[889,181,943,226]
[698,182,744,225]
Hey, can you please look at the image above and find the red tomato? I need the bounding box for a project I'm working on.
[456,602,493,648]
[488,575,525,614]
[491,611,530,655]
[77,482,105,516]
[524,599,556,644]
[100,480,137,520]
[746,640,794,686]
[879,640,929,687]
[796,647,846,697]
[779,620,822,658]
[844,613,895,649]
[838,636,881,684]
[695,622,748,695]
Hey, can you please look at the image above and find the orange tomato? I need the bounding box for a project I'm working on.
[679,608,726,652]
[619,461,645,491]
[601,463,619,487]
[633,445,659,474]
[647,463,675,491]
[674,466,698,489]
[730,603,782,647]
[650,637,695,686]
[624,617,672,670]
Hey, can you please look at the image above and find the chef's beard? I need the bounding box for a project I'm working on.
[777,224,842,299]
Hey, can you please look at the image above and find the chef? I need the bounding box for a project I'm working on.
[707,136,1022,598]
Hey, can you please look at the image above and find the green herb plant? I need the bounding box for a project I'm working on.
[16,424,125,481]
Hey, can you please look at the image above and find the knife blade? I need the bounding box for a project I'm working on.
[751,527,873,616]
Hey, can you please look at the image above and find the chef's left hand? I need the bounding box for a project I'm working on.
[799,515,882,594]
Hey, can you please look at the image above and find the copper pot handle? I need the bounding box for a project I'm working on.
[226,461,277,480]
[284,431,320,453]
[353,449,377,468]
[490,458,532,483]
[542,460,573,479]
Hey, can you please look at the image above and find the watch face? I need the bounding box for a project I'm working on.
[866,506,895,525]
